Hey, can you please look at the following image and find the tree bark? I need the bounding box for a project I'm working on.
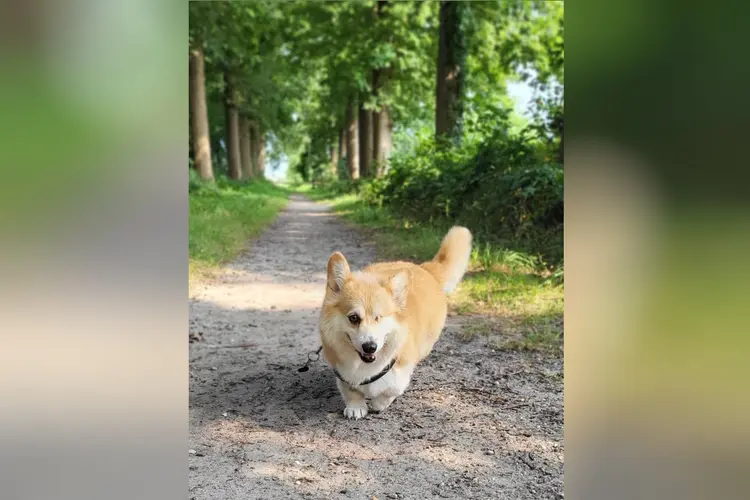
[338,127,347,167]
[249,121,259,176]
[223,70,242,180]
[358,104,373,178]
[345,99,360,180]
[372,103,392,177]
[239,116,253,179]
[249,121,265,178]
[435,0,466,143]
[189,46,214,180]
[257,132,266,177]
[330,140,339,177]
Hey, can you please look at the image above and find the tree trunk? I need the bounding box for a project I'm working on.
[345,100,359,180]
[373,104,392,177]
[358,103,373,178]
[330,141,339,177]
[223,70,242,180]
[249,121,259,176]
[338,127,347,166]
[189,46,214,180]
[239,116,253,179]
[435,0,466,143]
[257,132,266,177]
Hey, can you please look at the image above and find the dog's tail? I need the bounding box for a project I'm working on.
[422,226,473,293]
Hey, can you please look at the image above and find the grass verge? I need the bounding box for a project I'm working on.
[298,184,563,353]
[189,178,288,286]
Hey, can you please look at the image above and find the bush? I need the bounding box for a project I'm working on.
[363,131,563,266]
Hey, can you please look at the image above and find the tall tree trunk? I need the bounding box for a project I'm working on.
[358,103,373,178]
[345,99,360,180]
[372,103,392,177]
[338,127,347,165]
[223,70,242,180]
[189,46,214,180]
[249,121,259,176]
[257,132,266,177]
[330,141,339,177]
[239,116,253,179]
[435,0,466,144]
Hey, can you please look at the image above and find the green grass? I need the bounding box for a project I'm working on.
[300,184,564,353]
[189,178,288,284]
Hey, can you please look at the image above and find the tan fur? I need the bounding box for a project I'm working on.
[319,226,472,419]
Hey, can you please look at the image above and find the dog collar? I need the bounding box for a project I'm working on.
[333,358,397,388]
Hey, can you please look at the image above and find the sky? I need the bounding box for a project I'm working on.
[266,79,534,182]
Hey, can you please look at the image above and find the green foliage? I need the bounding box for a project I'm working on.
[361,130,563,266]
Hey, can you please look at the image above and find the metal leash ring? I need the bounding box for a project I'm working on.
[297,346,323,372]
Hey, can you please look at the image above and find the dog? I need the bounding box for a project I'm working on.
[318,226,472,419]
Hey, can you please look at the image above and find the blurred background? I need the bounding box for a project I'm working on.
[0,0,749,499]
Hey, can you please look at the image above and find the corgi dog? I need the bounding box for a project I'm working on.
[319,227,472,419]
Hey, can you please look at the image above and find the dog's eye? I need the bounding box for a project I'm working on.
[347,313,360,324]
[374,315,381,322]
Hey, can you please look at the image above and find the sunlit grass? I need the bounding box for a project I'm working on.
[302,184,563,352]
[189,178,288,285]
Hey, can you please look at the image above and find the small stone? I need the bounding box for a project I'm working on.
[271,305,277,310]
[222,412,228,417]
[295,460,301,465]
[211,366,218,371]
[188,449,197,455]
[372,497,378,500]
[485,450,495,455]
[339,490,347,494]
[295,480,301,485]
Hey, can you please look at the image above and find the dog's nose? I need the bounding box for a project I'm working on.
[362,342,377,354]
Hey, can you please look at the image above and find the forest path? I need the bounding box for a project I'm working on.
[189,194,564,500]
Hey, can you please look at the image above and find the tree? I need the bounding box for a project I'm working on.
[345,99,359,180]
[358,102,373,177]
[330,141,339,177]
[435,1,467,143]
[189,45,214,180]
[223,70,242,180]
[239,116,254,178]
[338,126,347,174]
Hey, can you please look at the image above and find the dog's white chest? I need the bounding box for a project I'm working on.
[358,369,397,399]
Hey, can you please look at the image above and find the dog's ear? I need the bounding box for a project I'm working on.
[388,271,409,309]
[327,252,350,293]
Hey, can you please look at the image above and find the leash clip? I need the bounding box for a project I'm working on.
[297,346,323,372]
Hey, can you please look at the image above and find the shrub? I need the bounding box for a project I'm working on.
[364,131,563,266]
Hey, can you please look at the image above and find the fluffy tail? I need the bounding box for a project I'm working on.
[422,226,473,293]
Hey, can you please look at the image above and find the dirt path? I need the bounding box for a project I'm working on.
[189,195,564,500]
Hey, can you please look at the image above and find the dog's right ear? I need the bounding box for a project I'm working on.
[327,252,350,293]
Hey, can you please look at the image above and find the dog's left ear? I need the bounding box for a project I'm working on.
[388,271,409,309]
[327,252,350,293]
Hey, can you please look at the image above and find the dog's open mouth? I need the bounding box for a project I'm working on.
[359,353,376,363]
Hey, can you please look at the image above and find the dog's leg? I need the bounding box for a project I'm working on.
[337,379,368,420]
[371,365,414,413]
[370,392,397,413]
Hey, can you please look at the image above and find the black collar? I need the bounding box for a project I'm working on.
[333,358,397,387]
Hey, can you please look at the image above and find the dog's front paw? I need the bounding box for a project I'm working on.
[343,404,368,420]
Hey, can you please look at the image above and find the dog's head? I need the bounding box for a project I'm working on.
[320,252,407,363]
